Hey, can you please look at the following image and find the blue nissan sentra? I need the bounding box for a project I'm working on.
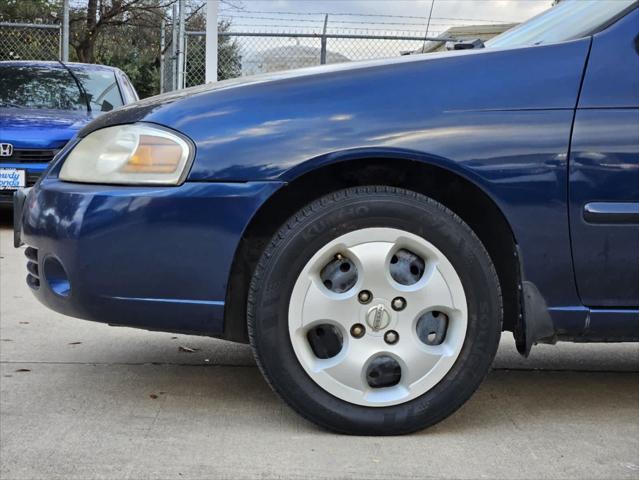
[0,61,138,205]
[13,0,639,434]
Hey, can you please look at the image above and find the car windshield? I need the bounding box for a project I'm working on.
[485,0,637,49]
[0,64,123,112]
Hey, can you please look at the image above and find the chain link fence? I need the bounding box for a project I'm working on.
[0,20,490,94]
[0,22,61,61]
[185,32,205,87]
[182,31,438,89]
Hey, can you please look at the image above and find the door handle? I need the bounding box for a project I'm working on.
[583,202,639,224]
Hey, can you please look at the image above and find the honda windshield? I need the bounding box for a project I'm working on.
[0,64,124,112]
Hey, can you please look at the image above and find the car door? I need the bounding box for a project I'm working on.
[569,5,639,307]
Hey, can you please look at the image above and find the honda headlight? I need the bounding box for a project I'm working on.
[59,124,193,185]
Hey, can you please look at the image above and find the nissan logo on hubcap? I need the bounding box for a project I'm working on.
[366,304,391,331]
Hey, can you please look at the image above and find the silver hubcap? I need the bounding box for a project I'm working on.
[288,228,468,407]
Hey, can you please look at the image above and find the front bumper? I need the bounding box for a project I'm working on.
[17,178,283,336]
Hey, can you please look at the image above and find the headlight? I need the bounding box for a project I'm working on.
[59,124,193,185]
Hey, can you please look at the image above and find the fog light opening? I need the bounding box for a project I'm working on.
[43,256,71,297]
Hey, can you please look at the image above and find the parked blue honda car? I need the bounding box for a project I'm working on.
[0,61,138,205]
[13,0,639,435]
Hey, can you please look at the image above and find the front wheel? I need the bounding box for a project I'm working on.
[248,186,502,435]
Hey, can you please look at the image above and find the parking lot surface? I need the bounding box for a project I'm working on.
[1,218,638,480]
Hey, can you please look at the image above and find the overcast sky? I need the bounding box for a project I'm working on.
[219,0,553,35]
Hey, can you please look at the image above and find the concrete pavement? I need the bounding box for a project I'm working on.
[1,219,638,479]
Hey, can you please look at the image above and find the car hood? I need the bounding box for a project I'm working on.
[0,108,94,149]
[80,49,483,136]
[75,38,591,183]
[79,42,586,141]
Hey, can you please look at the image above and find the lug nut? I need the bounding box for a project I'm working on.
[358,290,372,304]
[384,330,399,345]
[350,323,366,338]
[391,297,406,311]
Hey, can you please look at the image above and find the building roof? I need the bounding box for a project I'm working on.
[417,23,518,53]
[242,45,350,75]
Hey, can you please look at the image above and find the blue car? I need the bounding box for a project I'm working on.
[13,0,639,434]
[0,61,138,205]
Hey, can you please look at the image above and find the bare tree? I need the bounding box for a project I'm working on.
[71,0,179,62]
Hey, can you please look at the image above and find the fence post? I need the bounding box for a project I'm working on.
[160,17,165,93]
[171,4,178,91]
[320,14,328,65]
[183,31,189,87]
[177,0,185,89]
[61,0,69,61]
[205,0,218,83]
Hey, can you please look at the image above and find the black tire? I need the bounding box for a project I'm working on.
[247,186,502,435]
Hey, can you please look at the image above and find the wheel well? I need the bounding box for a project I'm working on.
[224,158,522,346]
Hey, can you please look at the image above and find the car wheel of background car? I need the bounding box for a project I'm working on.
[249,186,502,435]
